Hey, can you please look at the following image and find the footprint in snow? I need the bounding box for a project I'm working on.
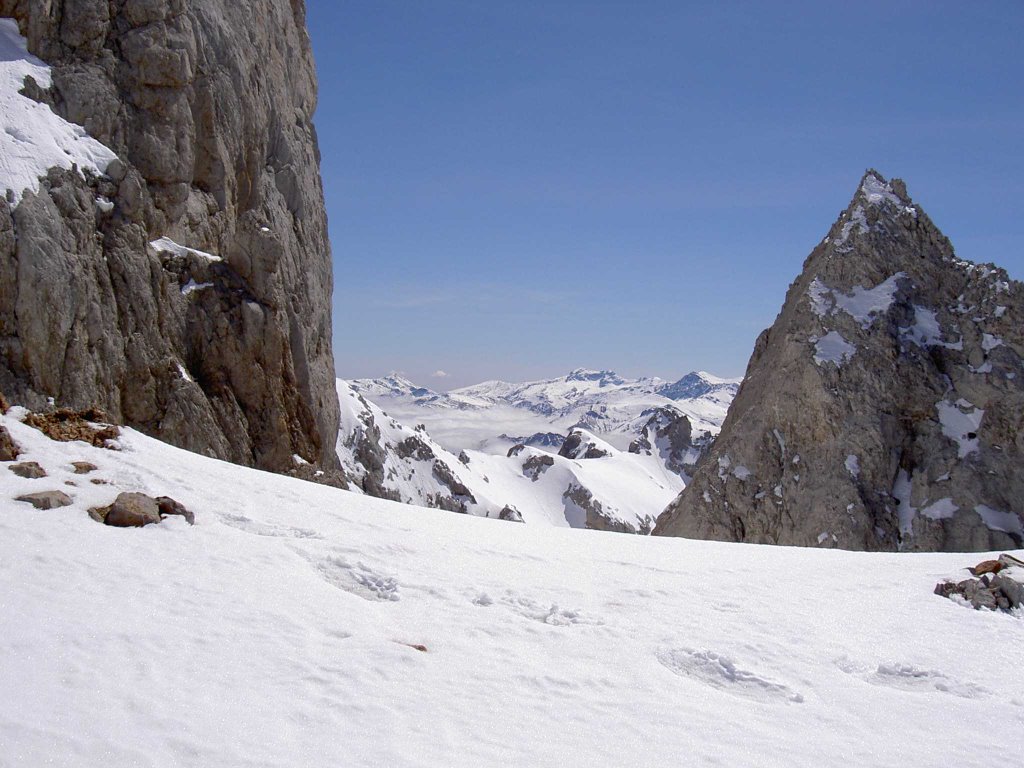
[499,594,599,626]
[316,556,400,602]
[657,648,804,704]
[836,658,989,699]
[219,513,323,540]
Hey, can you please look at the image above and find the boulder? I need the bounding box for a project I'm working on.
[71,461,98,474]
[16,490,72,509]
[97,492,162,527]
[9,461,46,479]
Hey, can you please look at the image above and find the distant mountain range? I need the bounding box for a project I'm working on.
[350,368,741,454]
[335,369,741,532]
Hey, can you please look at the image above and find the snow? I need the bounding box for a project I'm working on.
[892,469,917,535]
[832,273,906,328]
[180,278,214,296]
[994,306,1007,318]
[834,205,867,249]
[1,409,1022,767]
[95,196,114,213]
[0,19,119,206]
[808,278,834,317]
[175,362,193,383]
[845,454,860,478]
[732,464,752,480]
[900,306,963,350]
[921,498,959,521]
[814,330,856,366]
[981,334,1003,352]
[860,174,917,218]
[974,505,1023,537]
[149,236,222,262]
[936,400,984,459]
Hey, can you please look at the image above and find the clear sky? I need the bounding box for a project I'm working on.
[308,1,1023,389]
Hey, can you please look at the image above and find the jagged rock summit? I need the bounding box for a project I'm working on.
[655,171,1023,552]
[0,1,339,475]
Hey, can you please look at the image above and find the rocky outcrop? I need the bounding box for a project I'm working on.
[0,1,339,475]
[655,171,1023,552]
[558,429,610,460]
[935,555,1024,611]
[628,407,705,479]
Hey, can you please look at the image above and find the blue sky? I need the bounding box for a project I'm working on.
[308,1,1023,389]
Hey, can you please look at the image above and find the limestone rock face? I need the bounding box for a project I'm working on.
[0,1,340,475]
[655,171,1023,552]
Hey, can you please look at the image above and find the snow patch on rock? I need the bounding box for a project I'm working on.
[0,19,119,206]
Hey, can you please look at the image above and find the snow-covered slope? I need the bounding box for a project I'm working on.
[354,368,740,454]
[2,408,1021,767]
[335,380,682,533]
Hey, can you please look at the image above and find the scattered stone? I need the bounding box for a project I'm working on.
[498,504,524,523]
[64,480,76,487]
[967,559,1003,577]
[398,642,428,653]
[935,553,1024,611]
[0,426,20,461]
[458,450,471,465]
[23,409,120,448]
[71,461,98,474]
[90,478,109,485]
[16,490,72,510]
[156,496,195,525]
[9,461,46,479]
[0,392,9,413]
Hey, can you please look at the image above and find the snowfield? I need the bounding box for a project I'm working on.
[1,410,1022,767]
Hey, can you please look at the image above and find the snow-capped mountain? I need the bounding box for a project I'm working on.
[352,368,741,455]
[335,380,687,533]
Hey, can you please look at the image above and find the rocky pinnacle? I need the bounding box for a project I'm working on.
[654,171,1023,552]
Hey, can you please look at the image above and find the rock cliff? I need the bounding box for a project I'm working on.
[0,0,340,474]
[655,171,1023,552]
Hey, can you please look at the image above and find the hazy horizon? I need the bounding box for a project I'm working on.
[309,1,1024,388]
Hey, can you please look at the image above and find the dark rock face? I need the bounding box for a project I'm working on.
[0,1,339,475]
[655,171,1024,552]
